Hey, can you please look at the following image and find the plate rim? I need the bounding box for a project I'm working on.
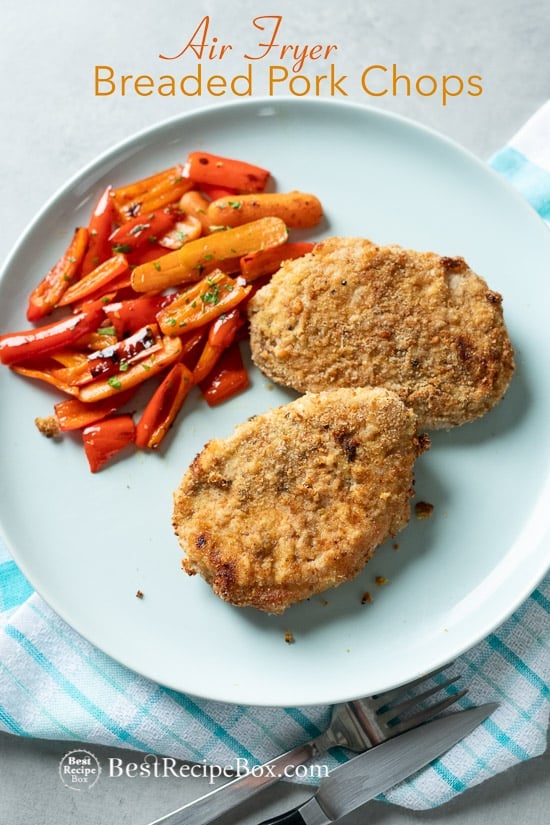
[1,97,549,707]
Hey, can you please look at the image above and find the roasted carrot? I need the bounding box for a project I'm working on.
[158,215,202,250]
[111,164,189,220]
[185,152,270,193]
[207,192,323,229]
[78,335,182,403]
[57,254,129,307]
[240,242,315,282]
[156,271,251,335]
[179,190,212,234]
[131,216,288,292]
[26,227,89,321]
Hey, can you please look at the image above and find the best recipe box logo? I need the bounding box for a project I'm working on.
[58,749,327,789]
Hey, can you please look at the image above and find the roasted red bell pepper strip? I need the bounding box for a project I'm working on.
[179,328,207,371]
[81,185,116,276]
[185,152,269,193]
[135,362,193,449]
[125,243,171,267]
[82,414,135,473]
[208,308,244,348]
[0,303,105,366]
[103,294,175,337]
[26,227,89,321]
[87,324,160,379]
[54,390,136,431]
[199,182,238,202]
[199,342,249,406]
[240,242,315,282]
[191,309,244,383]
[57,254,129,307]
[109,209,177,254]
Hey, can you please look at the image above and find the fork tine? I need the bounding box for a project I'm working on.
[371,663,456,705]
[388,688,468,736]
[376,675,461,721]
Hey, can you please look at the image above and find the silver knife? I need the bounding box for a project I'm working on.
[150,703,497,825]
[254,702,497,825]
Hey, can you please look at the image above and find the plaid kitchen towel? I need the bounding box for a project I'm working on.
[0,104,549,811]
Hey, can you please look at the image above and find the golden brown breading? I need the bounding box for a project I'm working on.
[173,387,427,614]
[248,237,515,429]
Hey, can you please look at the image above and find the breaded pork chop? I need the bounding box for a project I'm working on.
[248,237,515,429]
[173,387,427,614]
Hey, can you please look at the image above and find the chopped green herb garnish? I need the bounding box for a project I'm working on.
[113,243,133,254]
[153,262,162,272]
[98,326,116,336]
[128,223,150,236]
[166,317,177,326]
[202,254,215,262]
[228,200,242,209]
[108,377,122,389]
[119,361,129,372]
[201,284,220,305]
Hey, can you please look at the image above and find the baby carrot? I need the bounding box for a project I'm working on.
[207,191,323,229]
[131,216,288,293]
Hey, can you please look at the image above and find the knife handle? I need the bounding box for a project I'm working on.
[256,808,306,825]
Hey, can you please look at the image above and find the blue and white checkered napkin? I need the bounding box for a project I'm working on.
[1,104,549,811]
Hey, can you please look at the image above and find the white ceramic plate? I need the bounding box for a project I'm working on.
[1,99,549,707]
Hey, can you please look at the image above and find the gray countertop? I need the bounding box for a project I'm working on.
[1,1,549,823]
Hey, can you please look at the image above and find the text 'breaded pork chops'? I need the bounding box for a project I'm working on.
[247,237,515,429]
[173,387,427,614]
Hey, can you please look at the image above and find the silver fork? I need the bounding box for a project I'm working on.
[149,665,466,825]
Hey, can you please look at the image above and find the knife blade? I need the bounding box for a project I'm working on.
[255,702,497,825]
